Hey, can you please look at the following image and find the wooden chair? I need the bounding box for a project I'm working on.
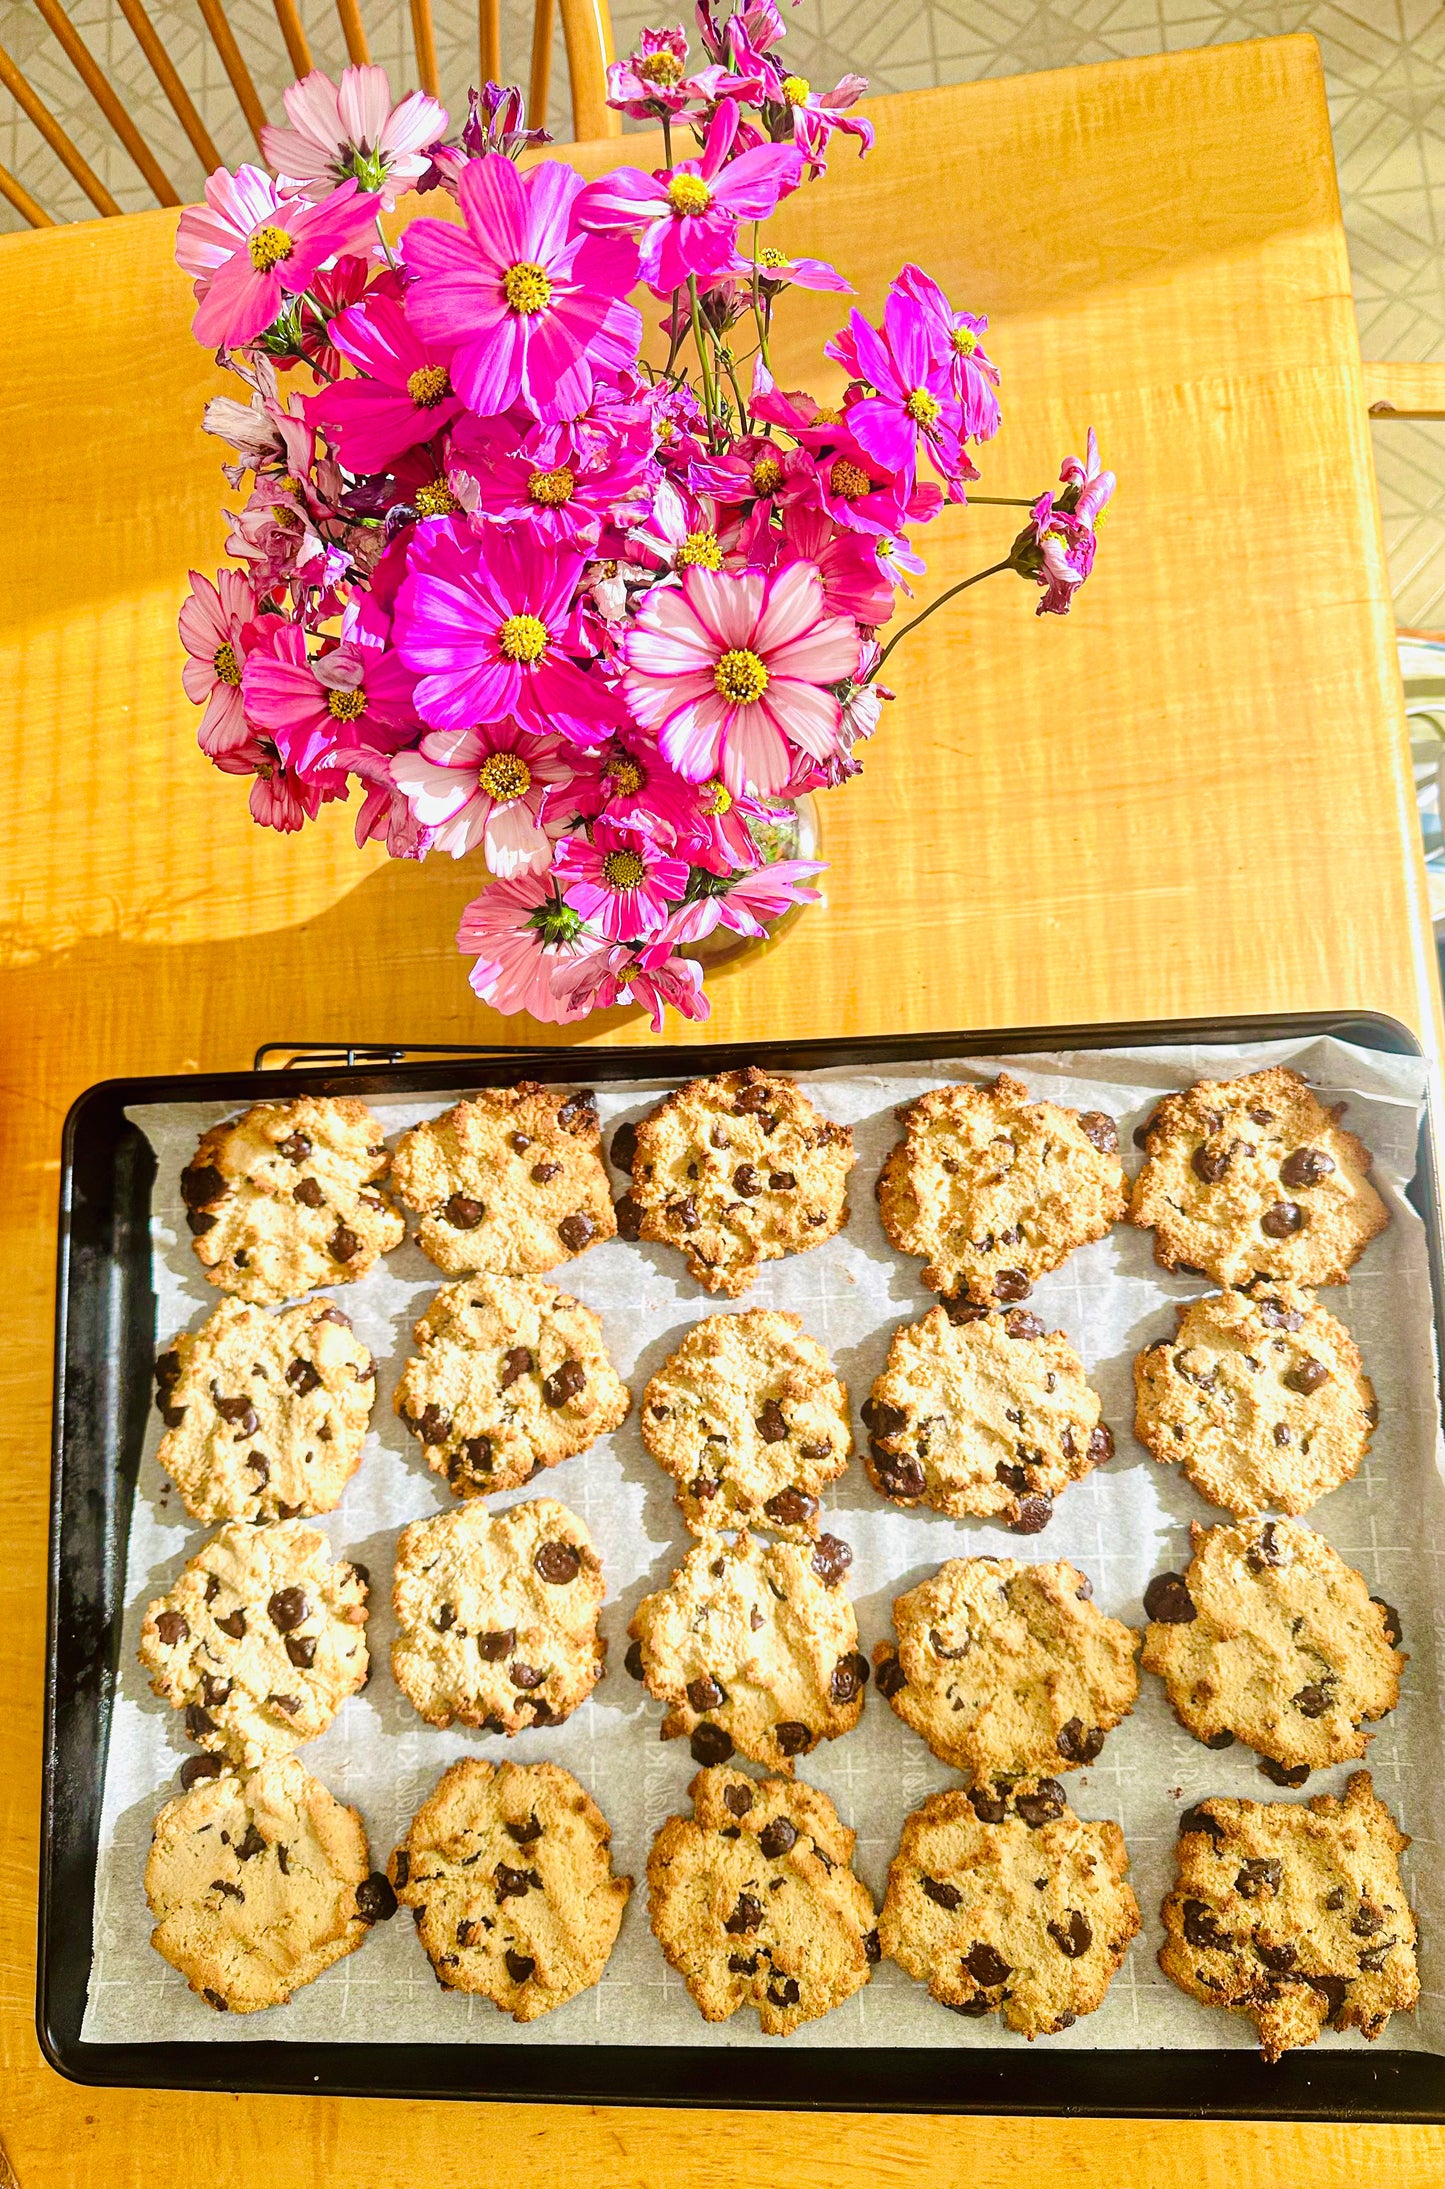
[0,0,619,228]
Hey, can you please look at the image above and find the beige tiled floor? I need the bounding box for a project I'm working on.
[3,0,1444,621]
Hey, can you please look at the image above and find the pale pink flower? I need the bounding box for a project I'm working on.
[549,941,709,1030]
[179,568,258,760]
[658,857,823,946]
[623,563,859,794]
[241,621,418,778]
[607,28,694,119]
[261,66,447,207]
[456,872,592,1021]
[177,167,381,349]
[774,499,894,624]
[390,720,570,873]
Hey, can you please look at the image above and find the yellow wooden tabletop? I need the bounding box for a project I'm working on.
[2,30,1442,2186]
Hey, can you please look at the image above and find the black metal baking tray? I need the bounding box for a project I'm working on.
[40,1008,1445,2116]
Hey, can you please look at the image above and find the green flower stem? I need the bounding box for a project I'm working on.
[870,558,1014,677]
[967,494,1039,507]
[373,214,398,272]
[688,275,719,438]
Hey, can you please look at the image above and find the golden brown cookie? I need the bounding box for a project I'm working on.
[390,1083,616,1276]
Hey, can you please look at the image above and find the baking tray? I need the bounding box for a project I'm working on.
[39,1008,1445,2116]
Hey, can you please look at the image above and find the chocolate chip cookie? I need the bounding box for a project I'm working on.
[1129,1066,1389,1286]
[879,1780,1140,2037]
[1134,1281,1377,1517]
[391,1496,606,1733]
[390,1083,616,1276]
[145,1754,393,2011]
[154,1296,376,1524]
[875,1075,1126,1306]
[874,1557,1139,1782]
[647,1764,877,2035]
[393,1273,630,1498]
[388,1758,631,2020]
[619,1067,854,1296]
[1159,1772,1418,2060]
[138,1520,370,1766]
[1140,1517,1404,1777]
[640,1309,851,1538]
[862,1304,1113,1532]
[182,1096,403,1303]
[628,1531,866,1772]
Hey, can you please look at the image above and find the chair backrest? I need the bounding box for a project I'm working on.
[0,0,619,229]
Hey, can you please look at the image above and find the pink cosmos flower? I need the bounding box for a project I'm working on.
[625,477,746,579]
[241,620,419,779]
[261,65,447,207]
[350,746,430,857]
[550,940,709,1030]
[776,500,895,624]
[553,817,689,941]
[1014,432,1114,615]
[659,856,823,946]
[177,168,381,349]
[247,736,348,831]
[778,74,874,170]
[403,156,642,424]
[544,729,697,838]
[390,720,570,873]
[305,296,462,472]
[394,521,617,743]
[179,568,258,761]
[892,264,1000,445]
[676,774,782,872]
[448,414,652,548]
[799,419,943,539]
[734,242,851,294]
[577,101,804,296]
[607,28,695,119]
[827,290,962,485]
[457,872,592,1022]
[623,562,859,794]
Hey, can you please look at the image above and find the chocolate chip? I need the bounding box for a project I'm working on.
[1258,1759,1310,1787]
[687,1674,725,1711]
[874,1650,907,1699]
[615,1192,644,1239]
[1262,1201,1304,1238]
[557,1092,597,1135]
[1358,1939,1396,1971]
[943,1296,989,1325]
[1305,1973,1348,2022]
[285,1357,322,1396]
[767,1977,801,2008]
[922,1876,962,1911]
[179,1754,223,1791]
[558,1213,596,1252]
[609,1122,638,1175]
[542,1359,587,1407]
[1055,1718,1105,1764]
[1088,1424,1115,1464]
[1076,1110,1118,1154]
[267,1693,300,1715]
[185,1703,216,1740]
[862,1398,908,1438]
[231,1823,265,1862]
[1372,1597,1403,1648]
[507,1816,543,1846]
[1292,1682,1332,1718]
[690,1723,734,1764]
[285,1633,317,1669]
[831,1652,869,1704]
[328,1225,362,1263]
[204,1575,221,1603]
[185,1210,218,1236]
[213,1394,256,1427]
[1004,1308,1045,1340]
[948,1993,994,2017]
[500,1346,534,1388]
[210,1879,243,1903]
[1281,1146,1335,1189]
[155,1609,188,1646]
[246,1454,270,1484]
[1182,1899,1230,1950]
[535,1540,581,1584]
[725,1892,764,1935]
[267,1587,309,1633]
[1351,1902,1385,1936]
[510,1662,544,1689]
[502,1949,536,1983]
[768,1170,797,1191]
[874,1451,927,1501]
[444,1194,483,1230]
[755,1399,788,1443]
[993,1270,1031,1302]
[1015,1780,1065,1828]
[495,1864,533,1899]
[1204,1728,1237,1749]
[1048,1911,1093,1957]
[764,1488,818,1529]
[968,1785,1008,1823]
[293,1177,325,1208]
[750,1817,796,1861]
[1257,1297,1305,1331]
[1286,1358,1330,1395]
[775,1720,813,1755]
[1192,1143,1229,1184]
[1246,1520,1283,1571]
[509,1132,531,1154]
[348,1560,368,1587]
[1009,1494,1053,1534]
[1254,1938,1297,1973]
[727,1952,758,1974]
[215,1609,246,1641]
[1235,1858,1283,1898]
[181,1163,226,1210]
[1179,1804,1226,1846]
[1324,1886,1345,1910]
[458,1435,493,1478]
[1144,1572,1196,1623]
[807,1535,852,1590]
[965,1942,1012,1985]
[530,1161,561,1185]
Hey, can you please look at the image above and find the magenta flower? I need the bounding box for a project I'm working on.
[777,501,896,624]
[177,168,381,349]
[676,775,783,873]
[553,817,690,941]
[247,735,348,832]
[661,856,823,947]
[734,241,851,294]
[550,940,709,1030]
[391,720,570,872]
[779,73,874,170]
[544,729,698,837]
[827,290,962,484]
[893,264,1000,444]
[577,101,804,295]
[623,563,859,794]
[262,65,446,207]
[1012,432,1114,616]
[607,28,694,119]
[448,413,652,547]
[350,746,430,858]
[305,296,462,473]
[394,522,617,742]
[800,418,943,538]
[241,620,419,779]
[457,872,593,1022]
[179,568,259,762]
[403,156,642,423]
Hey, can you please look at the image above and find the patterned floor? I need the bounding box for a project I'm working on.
[3,0,1444,622]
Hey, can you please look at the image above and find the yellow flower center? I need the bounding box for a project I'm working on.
[905,388,941,427]
[750,455,784,496]
[602,848,648,889]
[528,465,576,507]
[325,686,367,721]
[503,261,553,314]
[830,458,871,500]
[608,757,644,795]
[213,640,242,687]
[699,776,732,816]
[677,528,722,569]
[247,223,294,271]
[413,480,461,516]
[667,173,712,216]
[758,246,788,270]
[406,364,452,407]
[713,648,768,705]
[497,613,549,663]
[478,752,532,801]
[811,405,843,426]
[950,326,978,357]
[781,74,810,105]
[636,48,684,84]
[656,419,675,444]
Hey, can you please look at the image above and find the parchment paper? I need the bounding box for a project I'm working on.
[80,1036,1445,2053]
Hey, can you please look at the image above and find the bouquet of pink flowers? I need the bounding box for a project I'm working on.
[176,10,1114,1029]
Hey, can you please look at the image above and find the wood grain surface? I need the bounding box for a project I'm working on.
[2,33,1442,2186]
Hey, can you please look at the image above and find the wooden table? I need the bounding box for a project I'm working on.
[1,29,1440,2187]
